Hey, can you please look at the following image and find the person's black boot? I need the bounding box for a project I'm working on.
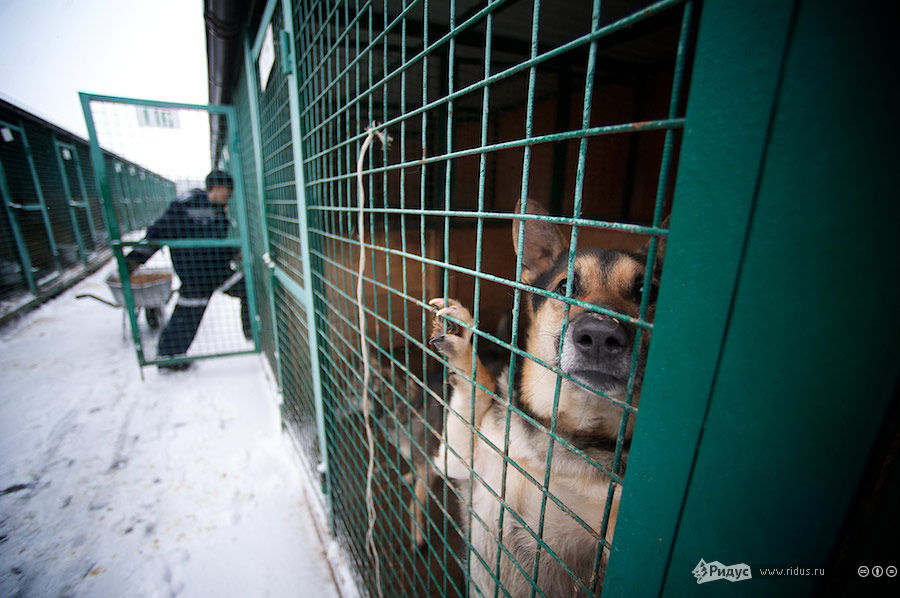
[158,362,192,372]
[157,355,193,372]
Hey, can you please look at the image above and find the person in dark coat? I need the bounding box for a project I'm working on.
[126,170,250,370]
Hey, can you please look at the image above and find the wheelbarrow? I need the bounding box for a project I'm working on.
[77,268,174,335]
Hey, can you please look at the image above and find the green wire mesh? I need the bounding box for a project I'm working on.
[236,0,697,595]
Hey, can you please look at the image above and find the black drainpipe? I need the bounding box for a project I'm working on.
[205,0,249,166]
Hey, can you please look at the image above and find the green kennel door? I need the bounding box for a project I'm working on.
[245,0,330,487]
[0,119,64,294]
[54,139,99,265]
[80,93,261,369]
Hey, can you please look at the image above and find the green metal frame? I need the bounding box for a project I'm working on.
[110,161,134,232]
[122,165,138,231]
[248,0,332,505]
[243,23,284,388]
[0,119,63,286]
[0,156,38,295]
[53,138,98,265]
[80,92,261,367]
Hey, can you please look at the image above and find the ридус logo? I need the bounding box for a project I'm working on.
[693,559,753,584]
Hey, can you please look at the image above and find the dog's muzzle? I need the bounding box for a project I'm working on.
[571,316,630,360]
[561,315,633,392]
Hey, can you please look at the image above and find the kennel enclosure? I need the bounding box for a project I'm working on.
[210,0,900,595]
[0,98,181,323]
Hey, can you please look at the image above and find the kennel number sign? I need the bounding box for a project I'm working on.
[135,107,180,129]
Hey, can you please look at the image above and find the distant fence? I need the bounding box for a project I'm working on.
[0,98,176,322]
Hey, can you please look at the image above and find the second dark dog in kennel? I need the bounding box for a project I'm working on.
[418,200,662,596]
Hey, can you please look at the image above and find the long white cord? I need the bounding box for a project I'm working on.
[356,122,389,598]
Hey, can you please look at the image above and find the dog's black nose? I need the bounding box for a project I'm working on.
[572,316,630,359]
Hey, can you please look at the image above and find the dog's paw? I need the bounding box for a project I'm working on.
[428,298,474,360]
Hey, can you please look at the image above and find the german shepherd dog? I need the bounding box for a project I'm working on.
[417,200,662,596]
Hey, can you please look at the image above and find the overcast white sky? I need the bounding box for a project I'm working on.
[0,0,212,180]
[0,0,209,137]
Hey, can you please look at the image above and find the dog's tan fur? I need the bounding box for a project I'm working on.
[415,200,661,596]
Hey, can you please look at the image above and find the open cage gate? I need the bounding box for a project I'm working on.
[80,95,261,368]
[225,0,703,596]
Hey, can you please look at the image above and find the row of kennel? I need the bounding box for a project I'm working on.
[208,0,899,596]
[0,98,175,312]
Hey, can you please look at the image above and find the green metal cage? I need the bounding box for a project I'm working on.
[230,0,697,595]
[217,0,900,595]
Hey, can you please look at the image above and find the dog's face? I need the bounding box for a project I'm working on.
[512,201,660,440]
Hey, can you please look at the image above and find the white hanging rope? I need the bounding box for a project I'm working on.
[355,122,389,598]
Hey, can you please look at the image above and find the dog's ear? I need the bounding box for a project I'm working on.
[512,199,567,284]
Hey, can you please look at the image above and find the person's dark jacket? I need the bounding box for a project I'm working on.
[126,189,236,296]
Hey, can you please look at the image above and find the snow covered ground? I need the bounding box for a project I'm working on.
[0,261,341,597]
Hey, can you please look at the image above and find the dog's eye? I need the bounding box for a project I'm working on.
[631,278,658,304]
[554,275,578,297]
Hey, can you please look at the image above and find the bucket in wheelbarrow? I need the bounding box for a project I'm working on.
[106,269,174,328]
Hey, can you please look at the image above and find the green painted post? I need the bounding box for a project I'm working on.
[70,143,100,245]
[19,122,62,275]
[661,0,900,594]
[224,105,261,352]
[0,157,38,295]
[119,165,135,233]
[281,0,332,503]
[243,32,284,391]
[79,93,146,365]
[125,167,138,231]
[135,170,146,228]
[53,139,89,265]
[605,0,900,595]
[107,161,123,232]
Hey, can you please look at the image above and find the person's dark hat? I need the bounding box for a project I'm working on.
[205,170,234,189]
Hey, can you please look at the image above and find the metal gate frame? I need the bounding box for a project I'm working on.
[79,93,261,368]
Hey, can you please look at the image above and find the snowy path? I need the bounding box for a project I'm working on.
[0,263,339,597]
